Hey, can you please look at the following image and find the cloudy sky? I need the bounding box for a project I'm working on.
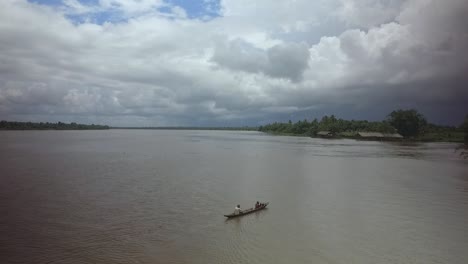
[0,0,467,126]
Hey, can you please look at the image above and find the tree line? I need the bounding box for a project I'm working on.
[259,116,395,135]
[458,115,468,158]
[259,109,465,141]
[0,121,110,130]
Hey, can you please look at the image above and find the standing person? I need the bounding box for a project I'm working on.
[234,204,241,215]
[255,201,260,209]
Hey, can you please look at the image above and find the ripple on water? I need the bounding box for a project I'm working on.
[1,130,467,264]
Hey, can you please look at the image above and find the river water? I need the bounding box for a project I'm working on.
[1,130,467,264]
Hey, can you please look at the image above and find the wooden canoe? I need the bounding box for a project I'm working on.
[224,202,269,218]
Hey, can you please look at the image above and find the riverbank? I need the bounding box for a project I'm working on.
[261,131,465,143]
[0,121,109,130]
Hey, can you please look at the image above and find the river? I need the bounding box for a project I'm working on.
[1,130,467,264]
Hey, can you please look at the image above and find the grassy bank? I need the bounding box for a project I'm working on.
[416,132,464,143]
[261,130,465,143]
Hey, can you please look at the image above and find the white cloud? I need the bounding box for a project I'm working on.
[98,0,164,14]
[0,0,466,126]
[62,0,94,14]
[336,0,406,28]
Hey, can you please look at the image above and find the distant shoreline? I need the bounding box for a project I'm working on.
[0,121,109,130]
[109,127,258,131]
[1,121,463,143]
[0,121,257,131]
[261,131,464,143]
[0,126,255,131]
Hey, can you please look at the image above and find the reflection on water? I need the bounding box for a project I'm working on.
[0,130,467,264]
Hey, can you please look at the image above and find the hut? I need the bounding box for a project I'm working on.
[357,132,403,141]
[317,131,334,138]
[383,133,403,139]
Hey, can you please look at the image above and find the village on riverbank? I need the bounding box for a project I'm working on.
[259,109,467,143]
[315,131,403,141]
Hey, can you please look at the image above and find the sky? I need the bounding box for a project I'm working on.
[0,0,467,126]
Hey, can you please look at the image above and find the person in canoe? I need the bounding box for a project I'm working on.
[234,204,241,215]
[255,201,260,209]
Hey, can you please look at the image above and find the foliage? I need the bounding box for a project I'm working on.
[259,115,396,136]
[0,121,110,130]
[463,115,468,145]
[419,121,463,142]
[457,115,468,158]
[386,109,427,138]
[259,109,464,143]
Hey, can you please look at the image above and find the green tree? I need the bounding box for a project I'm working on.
[457,115,468,158]
[308,118,319,136]
[386,109,427,138]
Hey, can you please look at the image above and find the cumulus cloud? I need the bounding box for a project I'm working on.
[265,42,310,82]
[212,40,309,82]
[336,0,405,28]
[0,0,467,126]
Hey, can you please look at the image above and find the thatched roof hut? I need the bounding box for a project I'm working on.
[317,131,334,137]
[357,132,403,140]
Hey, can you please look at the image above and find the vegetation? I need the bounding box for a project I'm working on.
[417,123,464,142]
[259,110,465,143]
[386,109,427,138]
[0,121,110,130]
[259,114,396,137]
[456,115,468,158]
[464,116,468,145]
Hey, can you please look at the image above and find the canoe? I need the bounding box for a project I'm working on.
[224,202,269,218]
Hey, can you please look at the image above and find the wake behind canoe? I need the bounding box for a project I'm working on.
[224,202,269,218]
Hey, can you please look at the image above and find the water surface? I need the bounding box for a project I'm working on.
[1,130,467,264]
